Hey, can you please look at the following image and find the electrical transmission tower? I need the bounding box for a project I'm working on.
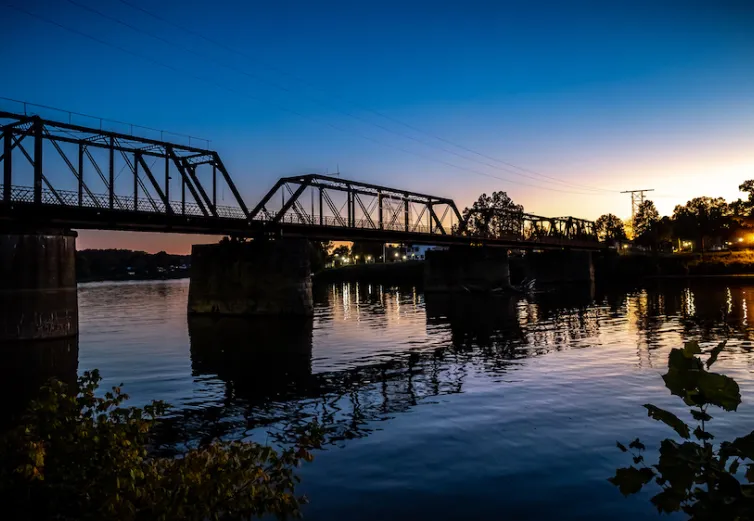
[621,189,655,224]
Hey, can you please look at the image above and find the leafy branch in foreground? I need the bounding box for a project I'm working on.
[0,370,322,521]
[610,341,754,520]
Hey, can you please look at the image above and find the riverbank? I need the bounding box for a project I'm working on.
[77,271,189,283]
[313,261,424,284]
[601,250,754,279]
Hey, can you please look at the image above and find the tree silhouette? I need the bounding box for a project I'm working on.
[461,192,524,239]
[595,214,627,242]
[673,197,734,252]
[633,200,660,239]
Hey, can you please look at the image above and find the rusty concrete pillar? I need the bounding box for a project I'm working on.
[188,238,313,316]
[0,229,78,341]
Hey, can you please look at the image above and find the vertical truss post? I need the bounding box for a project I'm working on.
[378,191,383,229]
[319,186,323,225]
[212,163,217,207]
[77,144,84,206]
[33,118,43,204]
[429,201,434,234]
[108,136,115,210]
[404,196,409,232]
[134,151,140,211]
[164,153,170,205]
[3,130,11,202]
[181,176,186,215]
[347,186,353,227]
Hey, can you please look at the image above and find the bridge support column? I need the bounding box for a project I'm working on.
[524,250,594,284]
[188,238,313,316]
[0,228,78,341]
[424,247,510,293]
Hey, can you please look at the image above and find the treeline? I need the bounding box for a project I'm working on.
[596,180,754,252]
[76,249,191,282]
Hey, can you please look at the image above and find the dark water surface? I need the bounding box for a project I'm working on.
[34,280,754,519]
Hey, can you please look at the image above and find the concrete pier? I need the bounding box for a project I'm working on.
[188,238,313,316]
[424,247,510,293]
[0,337,79,427]
[0,229,78,341]
[523,250,594,284]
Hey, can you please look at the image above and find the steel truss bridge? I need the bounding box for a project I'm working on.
[0,112,598,249]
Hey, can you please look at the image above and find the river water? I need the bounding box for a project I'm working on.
[19,279,754,519]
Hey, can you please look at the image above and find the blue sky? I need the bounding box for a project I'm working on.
[2,0,753,252]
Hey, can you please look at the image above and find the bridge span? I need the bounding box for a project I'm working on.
[0,111,599,342]
[0,111,597,249]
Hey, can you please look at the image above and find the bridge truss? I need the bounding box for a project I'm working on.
[0,111,249,220]
[249,174,464,236]
[0,111,598,249]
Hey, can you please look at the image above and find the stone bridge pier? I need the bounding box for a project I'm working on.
[424,247,511,292]
[518,250,595,285]
[188,238,313,316]
[0,228,78,341]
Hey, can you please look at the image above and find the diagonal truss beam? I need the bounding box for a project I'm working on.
[273,177,312,222]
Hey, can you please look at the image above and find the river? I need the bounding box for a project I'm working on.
[14,279,754,519]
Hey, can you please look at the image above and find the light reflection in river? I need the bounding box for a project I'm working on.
[5,279,754,520]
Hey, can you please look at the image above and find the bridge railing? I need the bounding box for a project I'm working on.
[256,211,439,235]
[1,185,248,220]
[1,184,598,246]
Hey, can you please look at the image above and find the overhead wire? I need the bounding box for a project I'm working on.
[70,0,604,194]
[8,2,604,196]
[115,0,619,194]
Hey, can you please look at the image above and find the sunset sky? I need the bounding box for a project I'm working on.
[3,0,753,254]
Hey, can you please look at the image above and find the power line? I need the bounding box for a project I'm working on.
[8,2,603,196]
[114,0,617,195]
[0,95,211,147]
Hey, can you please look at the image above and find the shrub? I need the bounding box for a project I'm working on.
[610,341,754,519]
[0,370,321,520]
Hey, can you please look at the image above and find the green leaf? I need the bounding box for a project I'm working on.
[683,341,702,358]
[693,426,714,442]
[650,488,685,513]
[721,432,754,460]
[706,341,726,368]
[663,349,705,405]
[654,439,700,492]
[697,371,741,412]
[643,404,690,439]
[609,467,655,496]
[690,409,712,422]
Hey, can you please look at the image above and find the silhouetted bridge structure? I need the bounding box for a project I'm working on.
[0,111,598,343]
[0,112,597,249]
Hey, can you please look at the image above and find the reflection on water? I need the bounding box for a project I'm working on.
[6,279,754,519]
[0,337,78,428]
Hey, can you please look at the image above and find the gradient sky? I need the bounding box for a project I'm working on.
[2,0,753,253]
